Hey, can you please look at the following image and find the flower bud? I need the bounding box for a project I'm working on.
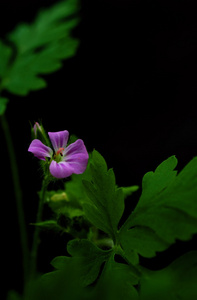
[33,122,42,137]
[31,122,50,147]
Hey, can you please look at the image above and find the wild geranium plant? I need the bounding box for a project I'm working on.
[1,1,197,300]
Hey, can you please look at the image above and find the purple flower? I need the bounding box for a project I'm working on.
[28,130,89,179]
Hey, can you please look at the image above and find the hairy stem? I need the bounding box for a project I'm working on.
[29,178,48,280]
[0,113,29,285]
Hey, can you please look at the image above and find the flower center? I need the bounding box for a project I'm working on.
[54,147,64,162]
[56,147,64,156]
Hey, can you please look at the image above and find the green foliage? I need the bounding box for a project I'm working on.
[82,150,125,242]
[63,239,112,286]
[122,185,139,198]
[0,0,79,98]
[119,156,197,264]
[20,151,197,299]
[0,40,12,78]
[139,251,197,300]
[0,97,9,115]
[39,151,138,239]
[24,150,197,300]
[25,240,140,300]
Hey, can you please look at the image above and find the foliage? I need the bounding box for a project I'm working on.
[119,155,197,264]
[26,150,197,300]
[1,1,197,299]
[0,0,79,113]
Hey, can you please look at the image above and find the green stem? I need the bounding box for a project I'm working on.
[29,177,48,280]
[0,113,29,285]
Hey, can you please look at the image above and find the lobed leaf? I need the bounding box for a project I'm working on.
[82,150,125,241]
[67,239,112,286]
[120,156,197,262]
[96,257,139,300]
[2,0,79,96]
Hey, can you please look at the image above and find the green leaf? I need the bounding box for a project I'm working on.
[0,40,12,77]
[137,155,178,208]
[82,150,125,241]
[64,158,92,206]
[120,156,197,261]
[139,251,197,300]
[51,255,70,270]
[97,258,139,300]
[67,239,112,286]
[3,0,79,96]
[0,97,9,115]
[26,258,88,300]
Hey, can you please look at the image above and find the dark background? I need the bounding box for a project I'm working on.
[1,0,197,296]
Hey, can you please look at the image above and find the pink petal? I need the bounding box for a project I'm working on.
[49,160,74,178]
[48,131,69,152]
[64,139,88,157]
[65,153,89,174]
[28,139,53,161]
[64,139,89,174]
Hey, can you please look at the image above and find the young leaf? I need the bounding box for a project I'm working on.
[2,0,79,96]
[119,156,197,262]
[82,150,125,242]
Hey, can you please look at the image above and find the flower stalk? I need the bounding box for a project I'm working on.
[29,177,49,280]
[0,113,29,286]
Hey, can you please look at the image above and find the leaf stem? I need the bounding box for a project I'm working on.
[0,113,29,285]
[29,177,48,280]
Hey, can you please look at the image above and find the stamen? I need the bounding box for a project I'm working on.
[56,147,64,156]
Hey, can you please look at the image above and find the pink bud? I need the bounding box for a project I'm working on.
[33,122,42,136]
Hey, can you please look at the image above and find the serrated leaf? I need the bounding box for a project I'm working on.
[82,150,125,241]
[120,227,169,264]
[119,156,197,261]
[138,155,178,208]
[8,0,79,54]
[67,239,112,286]
[3,0,79,96]
[0,97,9,115]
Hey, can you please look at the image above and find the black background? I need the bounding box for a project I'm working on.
[1,0,197,296]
